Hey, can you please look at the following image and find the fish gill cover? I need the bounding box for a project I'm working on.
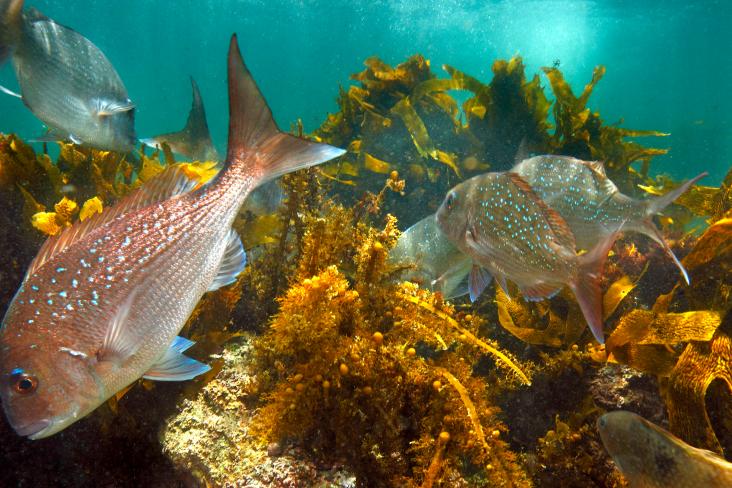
[0,47,731,488]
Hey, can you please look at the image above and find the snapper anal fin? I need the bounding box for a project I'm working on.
[569,230,621,344]
[207,229,246,292]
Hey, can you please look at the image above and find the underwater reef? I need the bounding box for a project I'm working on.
[1,52,731,487]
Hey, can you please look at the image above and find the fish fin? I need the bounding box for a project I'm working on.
[222,34,345,188]
[98,290,141,364]
[0,83,21,98]
[207,229,247,292]
[26,166,197,277]
[143,336,211,381]
[513,136,530,165]
[92,98,135,118]
[579,159,608,178]
[569,231,620,344]
[506,172,576,250]
[139,138,162,149]
[0,0,23,64]
[145,78,220,162]
[520,282,562,302]
[431,258,472,299]
[497,274,511,300]
[641,220,691,285]
[645,172,708,216]
[468,265,493,302]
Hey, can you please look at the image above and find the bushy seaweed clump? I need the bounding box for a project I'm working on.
[248,188,532,486]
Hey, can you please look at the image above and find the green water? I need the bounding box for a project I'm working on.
[1,0,730,181]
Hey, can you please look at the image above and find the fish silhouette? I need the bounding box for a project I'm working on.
[0,34,345,439]
[142,77,221,162]
[598,411,732,488]
[436,171,620,343]
[513,155,707,284]
[0,0,136,151]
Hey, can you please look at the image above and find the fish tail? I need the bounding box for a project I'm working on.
[571,230,620,344]
[222,34,345,187]
[0,0,22,64]
[642,172,706,285]
[645,171,708,216]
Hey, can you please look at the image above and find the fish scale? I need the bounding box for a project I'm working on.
[0,35,346,439]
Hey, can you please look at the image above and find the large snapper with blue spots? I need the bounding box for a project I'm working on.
[0,35,345,439]
[513,155,707,284]
[436,171,620,344]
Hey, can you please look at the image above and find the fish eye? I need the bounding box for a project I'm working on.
[446,192,457,210]
[10,370,38,395]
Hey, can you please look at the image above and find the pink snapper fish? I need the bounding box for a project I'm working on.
[436,171,619,343]
[0,34,345,439]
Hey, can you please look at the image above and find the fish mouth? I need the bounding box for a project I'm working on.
[13,419,51,439]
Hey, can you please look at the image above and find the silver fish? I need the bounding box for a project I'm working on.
[141,77,221,163]
[598,411,732,488]
[0,0,135,152]
[388,214,472,299]
[436,171,620,343]
[0,34,345,439]
[513,155,707,284]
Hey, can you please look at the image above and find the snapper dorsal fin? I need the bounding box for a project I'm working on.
[26,166,197,278]
[505,171,576,251]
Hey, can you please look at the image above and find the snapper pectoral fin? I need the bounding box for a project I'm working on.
[91,97,135,118]
[143,336,210,381]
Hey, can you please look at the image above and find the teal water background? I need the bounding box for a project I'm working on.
[1,0,730,182]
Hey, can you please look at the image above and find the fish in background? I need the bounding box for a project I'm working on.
[0,0,136,152]
[598,411,732,487]
[436,171,620,343]
[0,34,345,439]
[141,77,221,163]
[513,155,707,284]
[388,214,472,299]
[142,77,283,218]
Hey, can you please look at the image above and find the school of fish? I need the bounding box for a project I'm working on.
[0,0,712,453]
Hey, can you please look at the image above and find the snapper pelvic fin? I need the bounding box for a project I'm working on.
[220,34,345,190]
[468,265,493,303]
[207,229,246,292]
[143,336,211,381]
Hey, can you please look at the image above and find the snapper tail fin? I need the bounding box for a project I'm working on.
[224,34,345,187]
[642,172,707,285]
[645,172,708,216]
[0,0,22,64]
[570,230,621,344]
